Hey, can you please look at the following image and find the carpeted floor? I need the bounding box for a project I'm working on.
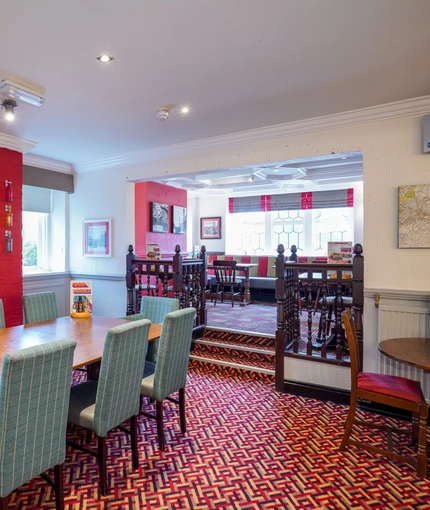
[8,366,430,509]
[206,300,277,335]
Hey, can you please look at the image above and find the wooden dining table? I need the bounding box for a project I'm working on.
[378,337,430,373]
[0,315,162,377]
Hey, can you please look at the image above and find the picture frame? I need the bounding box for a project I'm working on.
[150,202,169,233]
[173,205,187,234]
[83,219,111,257]
[200,217,221,239]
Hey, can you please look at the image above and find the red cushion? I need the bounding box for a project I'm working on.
[358,372,423,403]
[224,255,234,260]
[257,256,269,277]
[298,256,308,263]
[241,255,251,263]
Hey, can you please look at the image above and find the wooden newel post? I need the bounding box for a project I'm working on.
[352,243,364,371]
[126,244,137,315]
[172,245,183,300]
[275,244,287,392]
[199,245,208,327]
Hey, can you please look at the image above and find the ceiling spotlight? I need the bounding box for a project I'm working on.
[156,108,169,121]
[0,78,44,107]
[96,54,114,63]
[181,107,190,114]
[249,174,255,182]
[1,99,17,121]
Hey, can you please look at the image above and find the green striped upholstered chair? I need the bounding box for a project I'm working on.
[0,299,5,328]
[123,296,180,363]
[23,291,58,324]
[140,307,196,451]
[0,339,77,509]
[68,319,151,496]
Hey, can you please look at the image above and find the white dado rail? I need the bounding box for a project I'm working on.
[366,289,430,401]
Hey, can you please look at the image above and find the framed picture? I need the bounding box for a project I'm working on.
[150,202,169,233]
[200,217,221,239]
[173,205,187,234]
[83,219,111,257]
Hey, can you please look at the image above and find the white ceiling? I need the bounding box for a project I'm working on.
[0,0,429,195]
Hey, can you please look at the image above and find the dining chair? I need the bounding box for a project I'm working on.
[23,291,58,324]
[0,339,77,509]
[341,309,428,478]
[140,307,196,451]
[0,299,5,328]
[67,319,151,496]
[212,260,243,307]
[122,296,180,363]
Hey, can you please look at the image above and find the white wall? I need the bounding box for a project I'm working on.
[68,111,430,376]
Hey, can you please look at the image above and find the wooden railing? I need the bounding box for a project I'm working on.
[126,244,207,332]
[274,243,364,391]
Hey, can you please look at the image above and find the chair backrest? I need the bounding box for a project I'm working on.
[140,296,180,323]
[94,319,151,437]
[23,292,58,324]
[342,309,360,387]
[152,307,196,401]
[0,338,77,497]
[0,299,5,329]
[213,260,238,283]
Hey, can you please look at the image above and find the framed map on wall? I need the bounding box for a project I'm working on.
[398,184,430,248]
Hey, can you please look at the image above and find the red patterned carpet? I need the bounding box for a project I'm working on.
[7,366,430,509]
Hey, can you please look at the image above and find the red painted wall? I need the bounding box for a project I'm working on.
[0,148,23,326]
[135,182,187,257]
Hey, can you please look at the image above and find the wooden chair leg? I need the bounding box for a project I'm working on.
[156,400,165,451]
[179,387,186,433]
[54,463,65,510]
[130,415,139,470]
[98,436,108,496]
[340,396,357,450]
[417,406,428,478]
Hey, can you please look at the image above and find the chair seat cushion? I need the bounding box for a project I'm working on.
[358,372,424,402]
[141,374,155,398]
[68,379,98,430]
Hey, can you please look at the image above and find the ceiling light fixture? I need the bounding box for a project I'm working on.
[0,78,45,107]
[1,99,17,121]
[96,54,114,63]
[181,107,190,114]
[249,174,255,182]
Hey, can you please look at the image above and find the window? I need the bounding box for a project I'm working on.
[22,186,66,274]
[226,207,354,256]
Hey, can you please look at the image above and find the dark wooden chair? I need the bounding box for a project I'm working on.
[340,309,428,478]
[212,260,243,307]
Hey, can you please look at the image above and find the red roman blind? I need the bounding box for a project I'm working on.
[229,188,354,213]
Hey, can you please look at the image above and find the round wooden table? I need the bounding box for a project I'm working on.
[378,337,430,373]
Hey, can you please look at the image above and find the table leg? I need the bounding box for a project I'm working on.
[240,268,252,307]
[87,361,101,381]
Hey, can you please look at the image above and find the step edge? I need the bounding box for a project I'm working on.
[189,354,275,375]
[205,326,275,339]
[195,339,275,354]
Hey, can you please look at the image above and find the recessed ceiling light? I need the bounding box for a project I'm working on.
[273,167,279,172]
[97,54,114,63]
[181,107,190,114]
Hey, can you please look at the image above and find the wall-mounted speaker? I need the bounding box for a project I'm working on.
[424,114,430,153]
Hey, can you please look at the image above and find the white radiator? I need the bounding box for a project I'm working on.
[378,301,430,401]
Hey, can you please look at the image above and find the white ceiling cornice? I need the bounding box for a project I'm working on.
[0,132,37,154]
[75,95,430,174]
[23,153,73,173]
